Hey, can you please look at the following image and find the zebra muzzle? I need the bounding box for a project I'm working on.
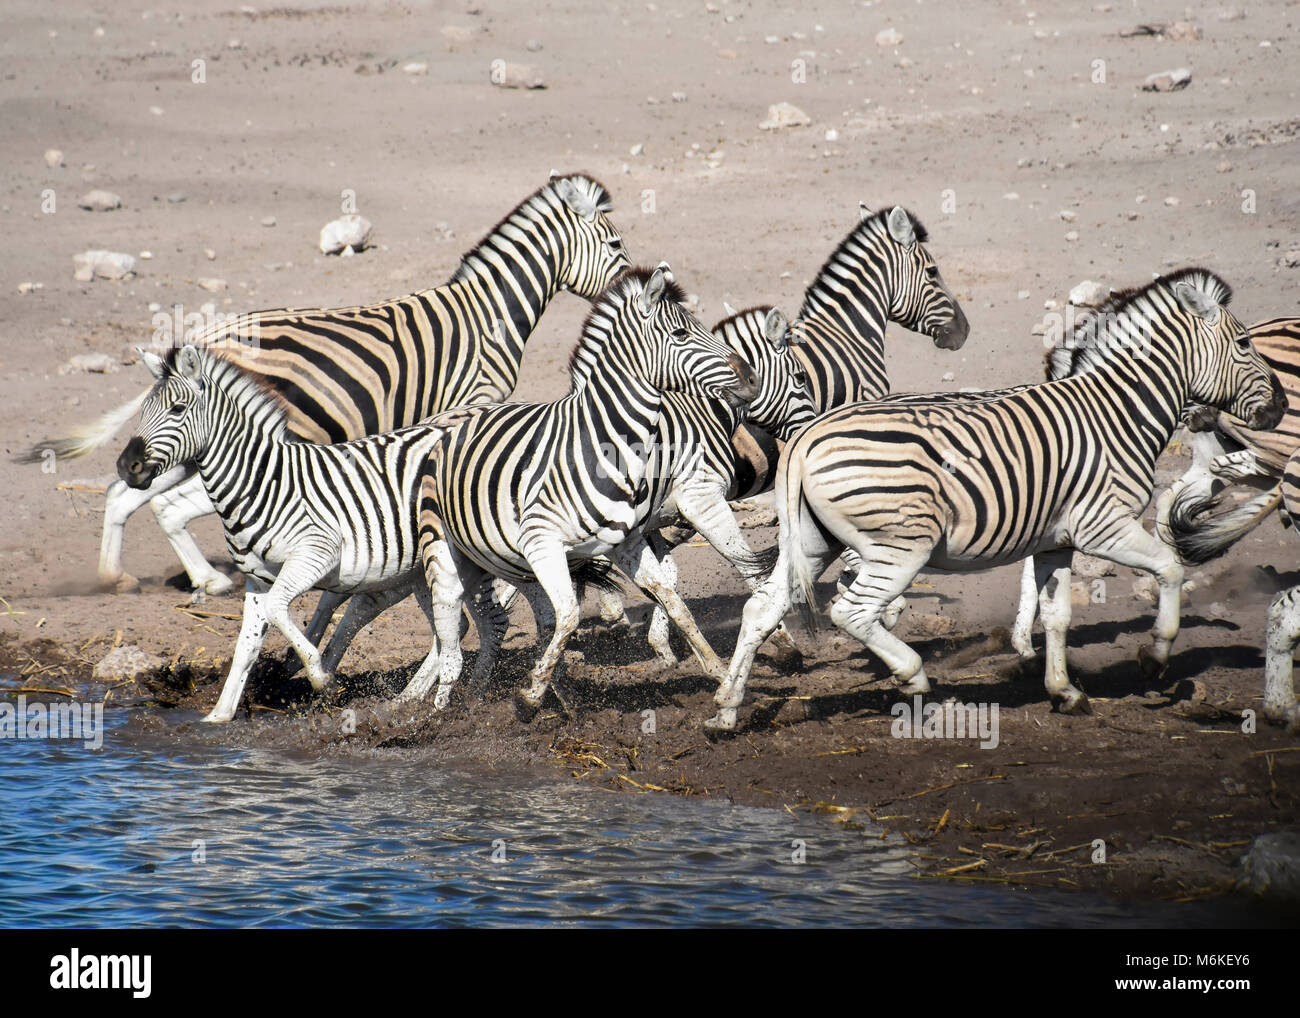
[117,437,158,489]
[724,354,760,407]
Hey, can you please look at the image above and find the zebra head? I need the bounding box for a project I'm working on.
[118,346,224,489]
[860,204,970,351]
[573,265,759,409]
[547,171,631,298]
[713,305,818,440]
[1160,269,1287,431]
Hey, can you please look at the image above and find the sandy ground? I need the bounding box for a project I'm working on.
[1,0,1298,907]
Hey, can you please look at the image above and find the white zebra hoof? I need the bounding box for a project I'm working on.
[898,673,931,695]
[704,708,738,732]
[1052,687,1092,715]
[201,709,235,724]
[198,573,235,596]
[101,573,140,594]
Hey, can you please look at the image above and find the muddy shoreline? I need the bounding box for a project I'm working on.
[5,620,1296,910]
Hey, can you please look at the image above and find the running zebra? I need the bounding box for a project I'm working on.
[27,172,629,595]
[482,305,813,679]
[1010,316,1300,658]
[598,204,970,656]
[710,269,1286,731]
[406,266,758,716]
[117,346,449,724]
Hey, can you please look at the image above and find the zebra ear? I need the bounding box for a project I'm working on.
[762,308,789,351]
[886,206,916,248]
[859,201,874,222]
[1173,281,1222,324]
[556,177,597,222]
[722,301,738,317]
[139,348,168,380]
[639,265,669,315]
[175,345,204,382]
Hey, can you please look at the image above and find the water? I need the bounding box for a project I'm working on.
[0,709,1280,928]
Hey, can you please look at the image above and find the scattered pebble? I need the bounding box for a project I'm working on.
[73,250,135,282]
[204,248,217,260]
[1164,195,1180,206]
[490,62,545,89]
[1069,280,1108,307]
[1142,68,1192,92]
[59,353,121,376]
[197,277,227,292]
[1017,290,1031,300]
[629,143,644,156]
[1059,209,1077,222]
[261,215,276,227]
[93,645,165,681]
[940,371,955,382]
[44,148,64,169]
[78,189,121,211]
[320,213,373,255]
[1216,160,1232,173]
[824,128,839,142]
[1064,230,1079,242]
[166,191,188,203]
[875,27,903,46]
[671,91,687,103]
[526,39,543,52]
[759,102,811,130]
[402,61,428,76]
[17,281,43,294]
[1003,192,1019,200]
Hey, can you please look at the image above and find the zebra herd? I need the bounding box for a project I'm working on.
[29,171,1300,734]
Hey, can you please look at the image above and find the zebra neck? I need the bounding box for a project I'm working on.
[793,308,889,410]
[195,388,288,513]
[1068,350,1186,462]
[439,215,567,392]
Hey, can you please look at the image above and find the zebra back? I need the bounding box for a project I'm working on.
[171,174,625,445]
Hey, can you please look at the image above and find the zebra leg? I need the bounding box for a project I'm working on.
[644,539,682,667]
[148,475,231,595]
[203,578,271,723]
[672,490,803,665]
[882,596,906,632]
[306,591,348,647]
[261,547,343,692]
[98,464,193,592]
[613,538,727,683]
[466,577,510,695]
[1010,556,1039,658]
[319,582,415,675]
[828,544,935,695]
[514,545,582,719]
[598,586,631,627]
[1032,549,1090,713]
[1079,519,1184,680]
[1264,588,1300,732]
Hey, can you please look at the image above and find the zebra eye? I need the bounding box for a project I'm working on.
[671,328,690,342]
[925,265,940,279]
[168,402,186,416]
[1235,335,1250,351]
[607,238,623,251]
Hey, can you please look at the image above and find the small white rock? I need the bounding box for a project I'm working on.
[261,215,277,227]
[319,213,373,255]
[78,189,121,211]
[1142,68,1192,92]
[17,281,43,294]
[875,27,903,46]
[759,102,811,130]
[629,143,644,156]
[73,250,135,282]
[402,61,428,76]
[824,128,839,142]
[1059,209,1077,222]
[197,277,227,292]
[44,149,65,169]
[59,353,121,376]
[204,248,217,260]
[1064,230,1079,242]
[1069,280,1108,307]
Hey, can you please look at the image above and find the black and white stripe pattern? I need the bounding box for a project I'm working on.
[117,347,450,723]
[409,266,758,714]
[34,173,629,596]
[709,268,1286,730]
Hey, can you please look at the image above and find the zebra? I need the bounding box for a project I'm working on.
[1010,316,1300,660]
[596,203,970,658]
[709,268,1287,731]
[27,172,629,596]
[116,346,450,724]
[400,265,759,716]
[1262,454,1300,733]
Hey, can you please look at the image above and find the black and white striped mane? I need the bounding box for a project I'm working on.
[157,347,293,437]
[798,207,929,321]
[1044,267,1233,381]
[565,266,689,388]
[451,172,614,283]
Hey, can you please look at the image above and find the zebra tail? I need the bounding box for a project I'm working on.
[1166,483,1283,565]
[778,454,819,633]
[15,389,149,464]
[573,560,624,597]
